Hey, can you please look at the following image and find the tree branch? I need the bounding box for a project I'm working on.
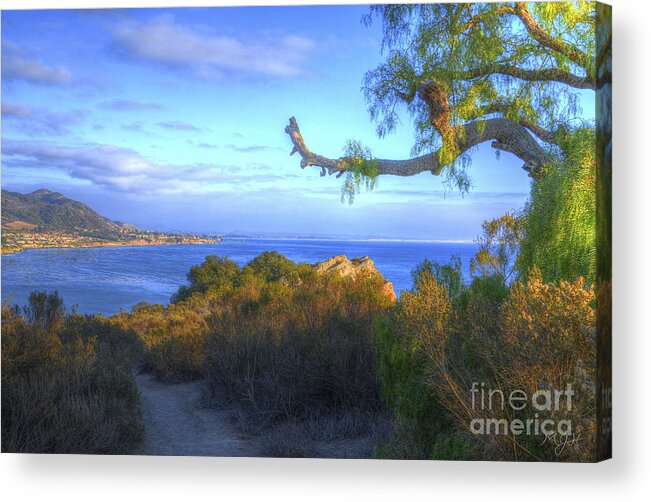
[513,2,593,74]
[462,5,516,32]
[285,115,551,181]
[453,64,594,89]
[469,102,564,144]
[416,80,551,174]
[285,117,443,177]
[463,3,593,77]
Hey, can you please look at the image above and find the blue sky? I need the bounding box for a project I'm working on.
[1,5,593,240]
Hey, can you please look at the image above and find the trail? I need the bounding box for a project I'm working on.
[135,373,260,457]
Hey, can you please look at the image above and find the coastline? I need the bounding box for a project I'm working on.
[1,235,221,256]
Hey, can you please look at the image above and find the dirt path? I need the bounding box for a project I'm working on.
[134,373,260,457]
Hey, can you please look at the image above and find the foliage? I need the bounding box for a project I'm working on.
[368,2,594,131]
[1,295,144,454]
[518,128,596,284]
[411,254,464,299]
[110,251,395,455]
[241,250,298,283]
[112,297,211,383]
[202,261,393,430]
[340,139,379,204]
[375,259,596,461]
[375,274,456,458]
[132,253,302,381]
[22,290,66,332]
[499,268,595,381]
[494,268,596,461]
[358,2,595,188]
[171,255,241,303]
[470,212,523,283]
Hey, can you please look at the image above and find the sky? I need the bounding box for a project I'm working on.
[1,5,594,240]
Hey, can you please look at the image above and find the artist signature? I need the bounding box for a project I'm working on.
[541,432,584,456]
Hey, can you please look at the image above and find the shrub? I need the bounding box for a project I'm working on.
[470,212,523,283]
[241,251,298,283]
[171,255,241,303]
[1,296,144,454]
[411,255,464,300]
[376,269,466,459]
[376,258,596,461]
[111,298,209,383]
[261,410,390,459]
[23,290,65,332]
[116,254,298,385]
[203,263,392,431]
[494,268,596,461]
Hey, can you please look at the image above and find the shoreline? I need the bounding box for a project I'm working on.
[1,237,221,256]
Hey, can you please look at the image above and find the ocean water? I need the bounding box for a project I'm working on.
[1,239,479,316]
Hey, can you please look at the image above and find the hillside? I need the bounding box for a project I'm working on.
[1,189,133,233]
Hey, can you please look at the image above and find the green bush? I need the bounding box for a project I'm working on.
[171,255,241,303]
[411,255,464,299]
[242,250,298,282]
[118,254,301,384]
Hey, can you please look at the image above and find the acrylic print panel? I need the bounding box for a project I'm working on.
[1,2,611,461]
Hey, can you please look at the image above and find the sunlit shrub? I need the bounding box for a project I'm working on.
[203,264,392,431]
[376,258,596,461]
[241,250,298,283]
[112,299,209,383]
[493,268,596,461]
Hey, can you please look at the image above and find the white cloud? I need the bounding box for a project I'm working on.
[2,41,72,85]
[111,16,316,78]
[2,140,291,195]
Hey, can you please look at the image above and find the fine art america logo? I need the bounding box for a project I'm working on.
[469,382,575,438]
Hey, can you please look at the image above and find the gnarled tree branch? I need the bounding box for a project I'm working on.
[453,64,594,90]
[285,115,551,181]
[468,102,565,144]
[287,77,556,182]
[285,117,443,177]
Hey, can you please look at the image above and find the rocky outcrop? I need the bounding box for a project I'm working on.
[314,255,396,302]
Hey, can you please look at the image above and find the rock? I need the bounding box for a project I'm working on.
[314,255,397,302]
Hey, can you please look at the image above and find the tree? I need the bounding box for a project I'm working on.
[470,212,523,282]
[285,2,608,199]
[411,255,464,300]
[242,251,298,282]
[171,255,240,303]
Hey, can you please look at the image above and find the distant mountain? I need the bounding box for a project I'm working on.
[1,189,136,233]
